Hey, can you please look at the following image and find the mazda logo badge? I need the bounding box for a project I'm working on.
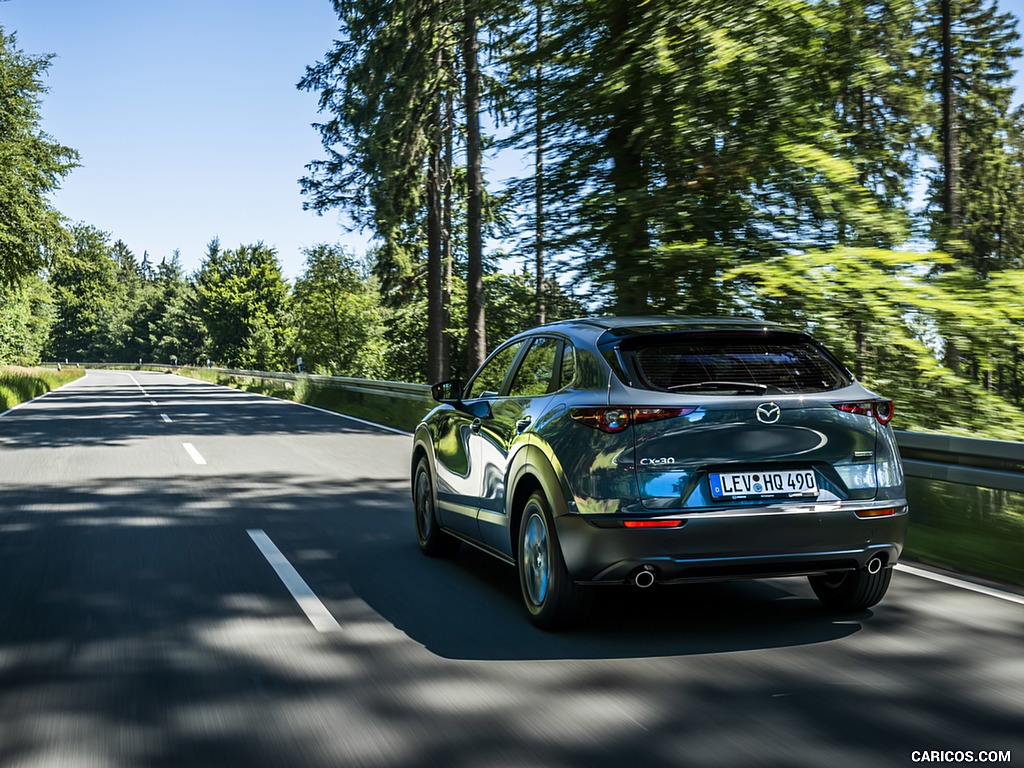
[756,402,781,424]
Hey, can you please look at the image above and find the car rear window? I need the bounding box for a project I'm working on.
[621,333,851,394]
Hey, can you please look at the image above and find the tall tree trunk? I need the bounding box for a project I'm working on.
[534,0,546,326]
[607,0,650,315]
[941,0,961,248]
[443,71,454,373]
[464,1,486,375]
[427,62,445,383]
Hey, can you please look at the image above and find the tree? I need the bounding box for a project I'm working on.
[919,0,1022,269]
[292,244,386,377]
[0,274,55,364]
[0,27,78,286]
[45,223,121,361]
[722,247,1024,440]
[506,0,908,314]
[151,254,206,365]
[195,240,292,370]
[299,0,501,380]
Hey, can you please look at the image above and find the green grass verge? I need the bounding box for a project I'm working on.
[0,365,87,410]
[905,477,1024,588]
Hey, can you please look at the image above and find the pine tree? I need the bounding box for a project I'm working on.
[919,0,1022,271]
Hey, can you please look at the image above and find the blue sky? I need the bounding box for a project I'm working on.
[1,0,359,279]
[3,0,1024,281]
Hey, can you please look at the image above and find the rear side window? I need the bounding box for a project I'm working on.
[559,344,576,390]
[624,334,851,394]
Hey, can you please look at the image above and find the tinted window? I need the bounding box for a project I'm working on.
[559,344,576,390]
[627,335,850,394]
[507,338,559,397]
[465,341,525,399]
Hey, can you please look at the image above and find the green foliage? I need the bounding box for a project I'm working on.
[0,274,55,364]
[919,0,1023,270]
[45,223,121,361]
[0,28,78,287]
[292,244,387,377]
[484,271,585,345]
[195,240,293,370]
[722,247,1024,440]
[298,0,456,291]
[906,477,1024,586]
[501,0,922,313]
[0,365,85,410]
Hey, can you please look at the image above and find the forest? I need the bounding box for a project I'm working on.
[2,0,1024,440]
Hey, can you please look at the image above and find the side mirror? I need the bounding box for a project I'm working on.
[431,379,463,403]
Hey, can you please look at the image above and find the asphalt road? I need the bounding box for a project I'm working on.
[0,369,1021,768]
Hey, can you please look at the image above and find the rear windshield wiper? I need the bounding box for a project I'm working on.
[667,380,772,394]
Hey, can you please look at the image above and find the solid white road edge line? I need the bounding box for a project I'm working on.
[896,563,1024,607]
[182,442,207,465]
[161,414,172,423]
[287,401,412,436]
[246,529,342,633]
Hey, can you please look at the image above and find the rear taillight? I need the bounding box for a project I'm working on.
[570,406,696,433]
[832,400,894,425]
[623,519,683,528]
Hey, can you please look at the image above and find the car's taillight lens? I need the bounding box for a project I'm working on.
[832,400,894,425]
[570,406,696,433]
[623,519,683,528]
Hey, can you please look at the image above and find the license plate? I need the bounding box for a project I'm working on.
[709,469,818,500]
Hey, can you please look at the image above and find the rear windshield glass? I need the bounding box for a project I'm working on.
[625,336,850,394]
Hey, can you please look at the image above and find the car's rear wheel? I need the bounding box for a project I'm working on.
[518,491,591,629]
[413,456,459,558]
[809,566,893,611]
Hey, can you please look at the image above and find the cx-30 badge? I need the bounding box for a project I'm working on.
[756,402,781,424]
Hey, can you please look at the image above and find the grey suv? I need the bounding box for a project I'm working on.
[411,317,907,628]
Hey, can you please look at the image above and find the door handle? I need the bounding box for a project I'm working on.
[516,416,532,433]
[470,418,482,434]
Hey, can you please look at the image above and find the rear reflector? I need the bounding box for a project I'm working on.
[855,508,896,518]
[571,406,696,433]
[623,520,683,528]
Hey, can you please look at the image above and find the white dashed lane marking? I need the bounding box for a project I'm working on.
[182,442,206,465]
[247,529,342,633]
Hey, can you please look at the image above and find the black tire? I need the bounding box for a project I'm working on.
[517,491,592,630]
[413,456,459,558]
[809,566,893,611]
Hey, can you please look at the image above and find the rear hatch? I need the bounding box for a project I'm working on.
[611,330,885,510]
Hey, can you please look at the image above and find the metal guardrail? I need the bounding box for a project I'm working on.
[200,366,432,402]
[45,362,1024,494]
[895,431,1024,493]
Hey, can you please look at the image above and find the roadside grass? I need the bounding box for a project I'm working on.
[905,478,1024,588]
[0,366,86,411]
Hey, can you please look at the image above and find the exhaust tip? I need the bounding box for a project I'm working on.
[866,557,883,575]
[633,567,656,589]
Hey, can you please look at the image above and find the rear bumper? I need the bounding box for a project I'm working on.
[554,501,908,584]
